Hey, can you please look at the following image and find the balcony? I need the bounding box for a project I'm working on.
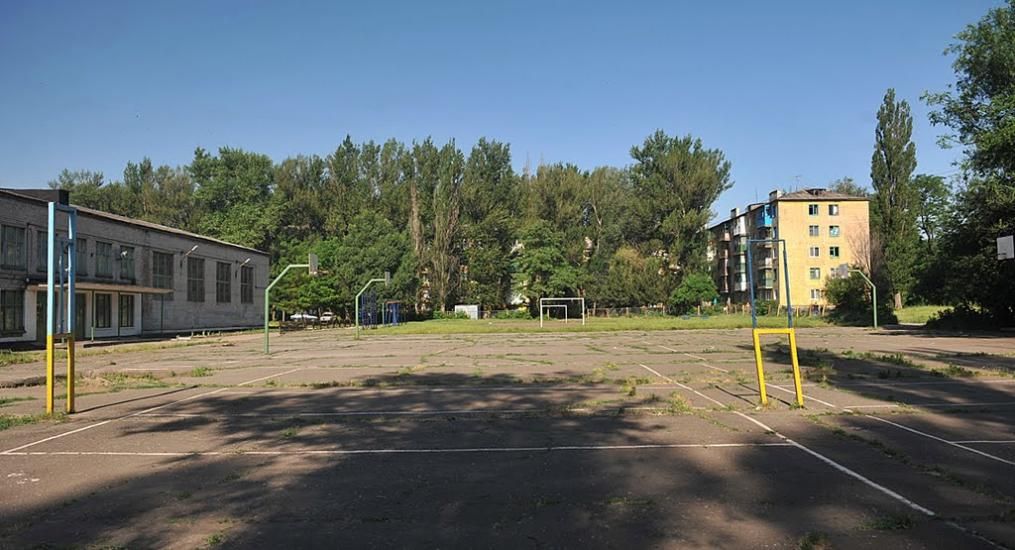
[757,277,776,289]
[756,205,774,228]
[732,218,747,236]
[733,281,748,292]
[719,231,731,242]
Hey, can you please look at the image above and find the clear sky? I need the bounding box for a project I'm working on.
[0,0,1000,220]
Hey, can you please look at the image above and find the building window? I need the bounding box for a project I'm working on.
[153,251,174,295]
[76,238,87,275]
[828,204,840,216]
[119,246,135,280]
[1,225,26,269]
[810,289,823,300]
[95,241,113,277]
[187,257,205,302]
[809,246,820,258]
[0,289,24,334]
[809,267,821,280]
[829,225,841,237]
[808,225,819,237]
[241,266,254,304]
[94,293,112,329]
[216,262,231,304]
[119,294,135,327]
[36,230,48,272]
[808,204,819,216]
[830,246,840,258]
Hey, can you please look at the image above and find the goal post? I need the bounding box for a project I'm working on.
[538,297,586,328]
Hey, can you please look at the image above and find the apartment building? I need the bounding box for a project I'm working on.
[707,188,870,308]
[0,188,268,347]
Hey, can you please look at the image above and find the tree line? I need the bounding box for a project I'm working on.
[50,131,732,317]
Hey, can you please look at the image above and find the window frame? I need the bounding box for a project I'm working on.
[94,293,112,329]
[241,266,254,304]
[809,267,821,280]
[95,241,113,278]
[828,204,840,216]
[829,246,840,259]
[36,230,48,272]
[119,246,135,280]
[152,251,174,296]
[0,289,25,335]
[216,261,231,304]
[187,257,205,303]
[808,246,820,258]
[829,225,841,238]
[119,294,135,328]
[1,224,27,270]
[808,225,820,237]
[808,204,819,216]
[76,238,87,275]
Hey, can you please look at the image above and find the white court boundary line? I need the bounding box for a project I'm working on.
[648,342,730,373]
[866,415,1015,467]
[2,442,795,457]
[638,364,725,408]
[0,367,304,455]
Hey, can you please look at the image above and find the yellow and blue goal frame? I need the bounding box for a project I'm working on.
[746,238,804,406]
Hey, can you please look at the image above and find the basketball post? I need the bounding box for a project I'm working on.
[355,271,390,340]
[46,201,78,414]
[746,238,803,407]
[263,254,318,354]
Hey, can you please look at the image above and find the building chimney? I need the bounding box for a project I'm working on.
[769,189,781,201]
[731,207,739,218]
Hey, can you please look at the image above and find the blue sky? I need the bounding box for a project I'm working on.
[0,1,999,219]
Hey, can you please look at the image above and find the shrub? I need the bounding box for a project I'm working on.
[926,305,1000,331]
[494,309,531,320]
[432,310,471,320]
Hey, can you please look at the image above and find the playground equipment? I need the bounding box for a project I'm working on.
[44,202,78,414]
[263,254,318,354]
[539,297,586,328]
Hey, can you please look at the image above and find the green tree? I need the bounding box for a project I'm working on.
[925,0,1015,323]
[667,272,718,315]
[829,176,868,198]
[629,130,732,275]
[461,138,516,310]
[190,147,275,250]
[870,89,919,309]
[515,221,579,313]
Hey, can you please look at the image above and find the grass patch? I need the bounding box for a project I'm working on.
[189,367,214,377]
[91,372,171,391]
[895,305,949,325]
[941,364,975,378]
[864,513,915,531]
[0,349,45,368]
[798,532,832,550]
[0,413,51,431]
[0,396,37,408]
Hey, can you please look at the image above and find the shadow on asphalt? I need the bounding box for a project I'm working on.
[3,353,1013,547]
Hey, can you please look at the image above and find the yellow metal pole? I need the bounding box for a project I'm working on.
[788,329,804,407]
[752,329,768,406]
[46,335,54,414]
[65,336,75,413]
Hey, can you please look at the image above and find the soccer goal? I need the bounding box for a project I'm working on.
[538,297,586,328]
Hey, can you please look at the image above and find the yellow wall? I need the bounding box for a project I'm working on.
[774,199,869,307]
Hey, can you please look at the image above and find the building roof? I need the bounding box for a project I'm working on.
[0,188,267,256]
[775,188,869,201]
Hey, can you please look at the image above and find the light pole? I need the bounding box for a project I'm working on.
[355,271,390,339]
[850,269,878,329]
[263,254,317,354]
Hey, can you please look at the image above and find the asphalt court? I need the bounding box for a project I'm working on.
[2,326,1014,548]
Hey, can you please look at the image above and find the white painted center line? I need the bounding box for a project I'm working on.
[650,342,730,373]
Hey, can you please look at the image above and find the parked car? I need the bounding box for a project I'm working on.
[320,311,336,323]
[290,313,318,322]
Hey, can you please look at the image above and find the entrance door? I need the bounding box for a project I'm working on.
[75,293,86,339]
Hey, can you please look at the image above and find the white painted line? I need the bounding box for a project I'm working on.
[768,383,839,409]
[952,440,1015,445]
[651,342,730,373]
[638,364,726,408]
[236,367,303,386]
[865,415,1015,467]
[0,368,302,455]
[845,401,1015,409]
[3,442,795,457]
[731,411,936,517]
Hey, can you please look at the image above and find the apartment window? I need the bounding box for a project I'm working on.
[808,225,820,237]
[187,257,205,302]
[94,293,112,329]
[119,246,135,280]
[829,246,840,258]
[829,225,841,237]
[808,204,819,216]
[809,246,820,258]
[1,225,26,269]
[95,241,113,277]
[241,266,254,304]
[119,294,135,327]
[828,204,840,216]
[76,238,87,275]
[810,289,823,300]
[0,289,24,334]
[152,251,174,293]
[216,262,231,303]
[809,267,821,280]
